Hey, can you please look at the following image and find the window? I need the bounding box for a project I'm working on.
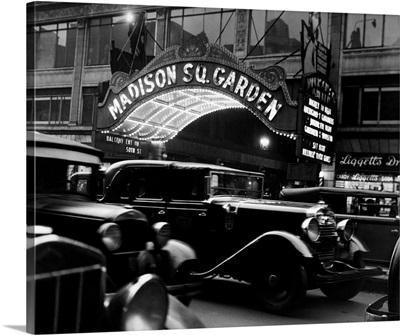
[27,89,71,124]
[27,22,77,70]
[81,87,98,126]
[170,170,206,200]
[249,11,328,56]
[145,11,157,61]
[87,12,157,66]
[168,8,236,52]
[345,14,400,49]
[342,85,400,126]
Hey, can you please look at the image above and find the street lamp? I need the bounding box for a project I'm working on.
[260,137,270,150]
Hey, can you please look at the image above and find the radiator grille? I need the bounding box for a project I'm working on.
[28,264,106,334]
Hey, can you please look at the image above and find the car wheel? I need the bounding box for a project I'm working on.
[251,256,307,314]
[320,251,365,300]
[388,239,399,314]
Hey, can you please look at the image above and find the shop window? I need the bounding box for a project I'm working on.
[87,12,157,66]
[81,87,98,126]
[168,7,235,51]
[345,14,400,49]
[248,10,328,57]
[342,86,400,126]
[26,89,71,124]
[27,22,77,70]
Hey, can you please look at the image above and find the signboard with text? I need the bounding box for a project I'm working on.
[95,132,147,159]
[296,73,337,164]
[336,153,400,173]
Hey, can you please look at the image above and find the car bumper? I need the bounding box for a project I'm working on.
[316,261,384,285]
[365,296,399,321]
[166,280,203,303]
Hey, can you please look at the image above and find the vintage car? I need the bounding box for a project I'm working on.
[365,237,399,321]
[280,187,400,266]
[26,132,201,301]
[27,229,204,333]
[100,160,383,314]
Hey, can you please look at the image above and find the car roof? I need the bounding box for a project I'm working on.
[281,186,399,202]
[105,160,264,176]
[27,131,103,164]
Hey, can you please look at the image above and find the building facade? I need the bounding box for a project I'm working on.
[26,2,399,193]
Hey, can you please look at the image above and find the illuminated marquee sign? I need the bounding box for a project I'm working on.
[97,40,298,142]
[296,73,337,164]
[98,62,295,131]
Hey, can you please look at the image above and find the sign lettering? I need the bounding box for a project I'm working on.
[296,73,336,165]
[98,61,293,132]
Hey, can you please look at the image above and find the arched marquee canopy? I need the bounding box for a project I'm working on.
[97,37,299,142]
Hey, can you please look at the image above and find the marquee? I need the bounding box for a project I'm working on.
[97,37,298,142]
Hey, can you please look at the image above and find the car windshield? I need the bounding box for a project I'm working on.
[210,172,263,199]
[28,156,95,196]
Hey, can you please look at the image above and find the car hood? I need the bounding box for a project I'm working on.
[28,194,147,222]
[207,196,325,215]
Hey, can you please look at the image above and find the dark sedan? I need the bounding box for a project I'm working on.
[100,159,383,314]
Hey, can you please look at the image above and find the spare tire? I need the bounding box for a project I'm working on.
[388,238,400,314]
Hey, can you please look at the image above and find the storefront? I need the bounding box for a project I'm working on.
[335,152,400,193]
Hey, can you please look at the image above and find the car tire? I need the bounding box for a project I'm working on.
[388,238,399,314]
[251,255,307,314]
[320,251,365,300]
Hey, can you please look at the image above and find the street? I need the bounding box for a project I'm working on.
[190,277,386,327]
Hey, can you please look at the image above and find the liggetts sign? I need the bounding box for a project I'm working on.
[296,73,337,164]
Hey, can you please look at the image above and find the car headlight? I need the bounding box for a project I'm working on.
[107,274,168,331]
[301,218,320,242]
[152,222,171,248]
[336,219,356,241]
[98,223,122,251]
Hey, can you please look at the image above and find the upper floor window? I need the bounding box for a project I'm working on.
[27,22,77,70]
[249,11,328,56]
[342,84,400,126]
[81,87,98,126]
[87,16,127,66]
[87,12,157,66]
[168,8,236,52]
[27,89,71,124]
[345,14,400,49]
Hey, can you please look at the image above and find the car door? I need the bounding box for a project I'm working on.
[355,197,399,266]
[163,169,210,256]
[104,166,168,225]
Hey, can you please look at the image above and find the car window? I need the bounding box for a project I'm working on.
[210,172,263,198]
[358,197,398,217]
[170,170,206,201]
[129,168,164,200]
[28,156,93,196]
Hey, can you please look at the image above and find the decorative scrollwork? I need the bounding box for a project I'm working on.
[109,72,133,93]
[178,36,208,58]
[257,66,287,89]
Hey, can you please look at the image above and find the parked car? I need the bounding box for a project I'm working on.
[365,237,400,321]
[26,132,201,302]
[99,160,383,314]
[281,187,399,266]
[27,230,204,333]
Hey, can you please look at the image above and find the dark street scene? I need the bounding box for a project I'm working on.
[2,1,400,335]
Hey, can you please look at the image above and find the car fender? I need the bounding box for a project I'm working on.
[350,236,369,253]
[254,231,314,258]
[188,230,313,278]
